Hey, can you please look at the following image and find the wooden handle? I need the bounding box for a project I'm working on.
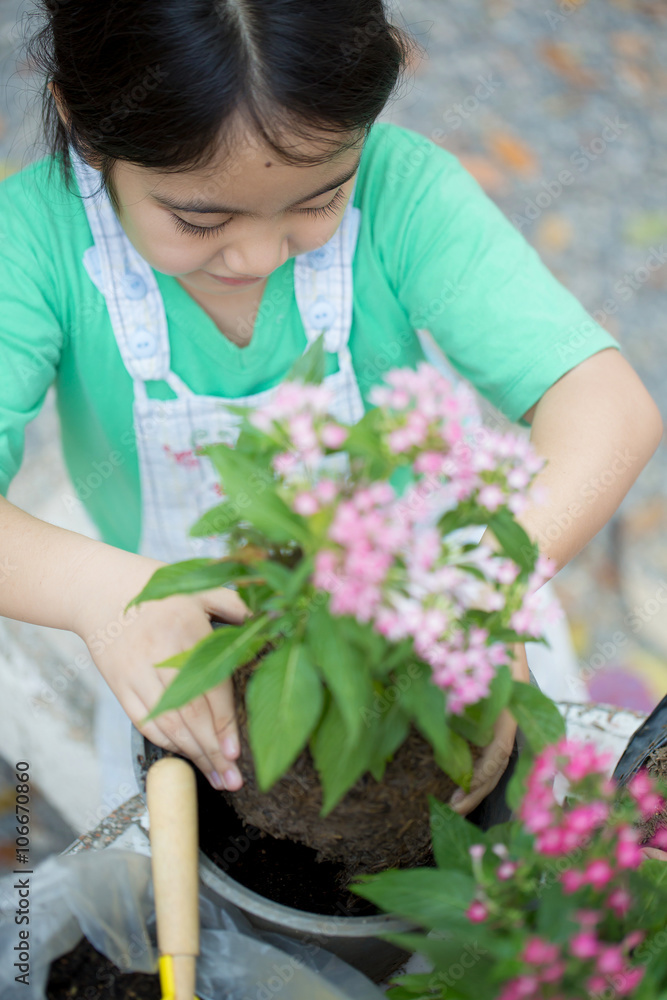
[147,757,199,999]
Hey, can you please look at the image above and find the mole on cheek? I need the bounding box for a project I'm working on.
[265,161,272,168]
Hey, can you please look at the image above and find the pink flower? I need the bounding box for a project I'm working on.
[293,492,319,515]
[465,900,488,923]
[596,946,625,975]
[469,844,486,861]
[497,861,517,880]
[320,423,348,449]
[583,858,614,889]
[570,931,600,959]
[539,960,566,984]
[616,967,645,995]
[608,887,633,917]
[561,869,584,894]
[521,938,559,965]
[616,839,644,870]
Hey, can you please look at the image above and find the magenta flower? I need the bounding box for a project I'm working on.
[465,900,488,923]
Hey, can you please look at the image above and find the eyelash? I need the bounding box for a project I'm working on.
[171,187,346,239]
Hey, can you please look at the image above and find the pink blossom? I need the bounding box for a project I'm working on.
[570,931,600,959]
[583,858,614,889]
[608,887,633,917]
[586,974,608,993]
[521,938,559,965]
[496,861,518,880]
[596,945,625,975]
[469,844,486,861]
[561,869,584,894]
[478,483,505,511]
[616,838,644,870]
[465,900,488,923]
[320,423,348,449]
[293,492,319,515]
[616,967,645,995]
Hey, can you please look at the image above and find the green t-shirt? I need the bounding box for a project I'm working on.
[0,122,617,553]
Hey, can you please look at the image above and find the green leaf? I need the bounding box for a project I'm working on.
[287,333,326,384]
[398,662,450,760]
[508,681,565,752]
[506,747,535,811]
[488,508,537,573]
[437,727,473,792]
[311,696,376,814]
[368,701,410,781]
[197,447,311,545]
[429,797,486,871]
[253,560,293,594]
[351,869,476,930]
[125,558,246,610]
[246,641,324,790]
[305,603,374,745]
[189,501,243,537]
[283,555,315,601]
[143,615,269,720]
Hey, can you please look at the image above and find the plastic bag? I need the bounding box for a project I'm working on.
[0,847,388,1000]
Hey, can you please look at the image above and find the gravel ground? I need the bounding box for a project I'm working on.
[0,0,665,859]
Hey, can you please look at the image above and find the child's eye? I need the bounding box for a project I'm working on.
[171,215,231,239]
[297,187,346,218]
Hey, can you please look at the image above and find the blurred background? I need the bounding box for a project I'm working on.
[0,0,665,865]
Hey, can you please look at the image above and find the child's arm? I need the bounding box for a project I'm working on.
[517,348,662,569]
[0,493,247,791]
[450,348,663,817]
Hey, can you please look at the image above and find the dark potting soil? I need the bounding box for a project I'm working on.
[47,936,159,1000]
[194,764,391,917]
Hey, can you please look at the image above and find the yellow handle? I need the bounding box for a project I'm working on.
[147,757,200,1000]
[158,954,201,1000]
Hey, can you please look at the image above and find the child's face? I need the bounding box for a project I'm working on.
[110,123,365,298]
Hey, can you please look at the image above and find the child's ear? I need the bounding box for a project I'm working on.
[47,80,103,171]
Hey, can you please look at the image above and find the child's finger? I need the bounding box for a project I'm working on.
[175,684,243,791]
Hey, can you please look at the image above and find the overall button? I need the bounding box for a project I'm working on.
[307,296,337,329]
[304,244,336,270]
[122,271,148,300]
[129,328,157,358]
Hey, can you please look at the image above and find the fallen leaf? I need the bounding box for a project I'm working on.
[611,31,653,60]
[457,154,508,194]
[536,213,575,253]
[539,42,600,89]
[484,131,539,177]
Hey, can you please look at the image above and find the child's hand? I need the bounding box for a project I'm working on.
[70,547,250,792]
[448,644,530,816]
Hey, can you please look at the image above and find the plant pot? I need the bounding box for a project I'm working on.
[132,728,415,984]
[224,656,486,886]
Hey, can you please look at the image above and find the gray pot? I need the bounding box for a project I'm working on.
[132,728,414,983]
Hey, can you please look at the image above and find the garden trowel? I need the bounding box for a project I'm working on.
[146,756,201,1000]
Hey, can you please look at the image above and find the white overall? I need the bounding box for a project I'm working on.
[70,150,366,565]
[70,150,582,800]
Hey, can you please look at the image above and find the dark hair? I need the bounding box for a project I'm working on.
[25,0,415,209]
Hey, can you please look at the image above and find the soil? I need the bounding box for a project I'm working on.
[223,655,484,885]
[638,746,667,845]
[195,762,388,916]
[47,936,159,999]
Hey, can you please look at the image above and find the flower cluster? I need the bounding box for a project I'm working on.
[497,918,645,1000]
[369,365,545,514]
[461,740,667,998]
[248,363,556,715]
[250,381,348,473]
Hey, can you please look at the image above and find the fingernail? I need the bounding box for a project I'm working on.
[223,736,240,759]
[210,771,225,790]
[224,767,243,791]
[450,789,465,806]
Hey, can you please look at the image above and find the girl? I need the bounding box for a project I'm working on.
[0,0,661,818]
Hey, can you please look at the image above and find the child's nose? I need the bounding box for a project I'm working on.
[222,235,289,279]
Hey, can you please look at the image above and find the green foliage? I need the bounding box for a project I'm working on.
[508,680,565,752]
[305,603,374,745]
[429,797,485,871]
[311,695,378,814]
[125,558,247,609]
[143,615,269,720]
[287,332,326,384]
[246,641,324,790]
[352,868,476,931]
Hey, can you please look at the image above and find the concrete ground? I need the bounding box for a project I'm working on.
[0,0,666,867]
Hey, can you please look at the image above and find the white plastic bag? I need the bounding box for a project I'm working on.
[0,848,387,1000]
